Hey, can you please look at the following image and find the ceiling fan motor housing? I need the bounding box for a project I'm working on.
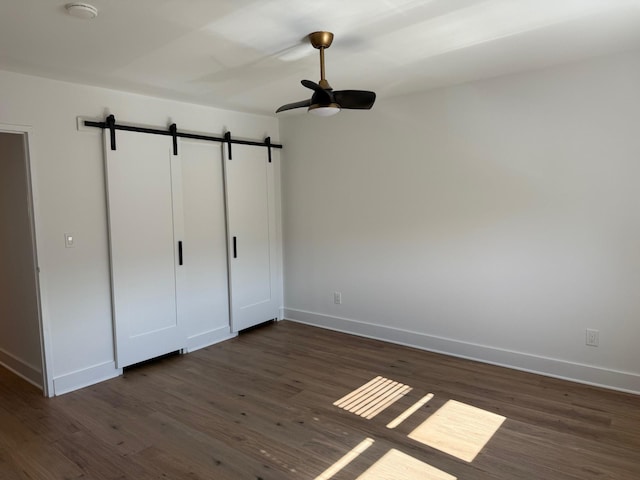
[309,31,334,49]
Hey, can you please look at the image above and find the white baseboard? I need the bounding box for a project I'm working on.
[186,326,237,353]
[51,328,235,396]
[53,361,122,396]
[0,348,42,389]
[284,308,640,395]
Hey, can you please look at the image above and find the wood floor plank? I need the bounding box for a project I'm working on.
[1,320,639,479]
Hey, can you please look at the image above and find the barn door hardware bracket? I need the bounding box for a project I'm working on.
[224,131,232,159]
[265,136,272,163]
[106,114,117,150]
[170,123,178,155]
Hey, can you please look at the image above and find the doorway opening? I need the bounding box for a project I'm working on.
[0,128,49,396]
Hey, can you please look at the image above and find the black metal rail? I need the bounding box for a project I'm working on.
[84,115,282,156]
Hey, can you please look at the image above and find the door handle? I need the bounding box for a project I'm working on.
[178,241,183,265]
[233,236,237,259]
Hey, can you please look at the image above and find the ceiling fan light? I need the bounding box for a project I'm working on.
[308,104,341,117]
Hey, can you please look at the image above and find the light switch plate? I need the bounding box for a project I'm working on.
[64,233,75,248]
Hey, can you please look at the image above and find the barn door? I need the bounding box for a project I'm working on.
[104,130,187,368]
[179,139,230,347]
[224,143,279,332]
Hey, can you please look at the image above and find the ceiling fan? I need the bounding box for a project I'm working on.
[276,31,376,116]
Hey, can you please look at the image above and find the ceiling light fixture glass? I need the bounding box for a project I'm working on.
[308,104,341,117]
[65,3,99,20]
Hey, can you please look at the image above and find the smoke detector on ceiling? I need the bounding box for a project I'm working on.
[65,3,98,19]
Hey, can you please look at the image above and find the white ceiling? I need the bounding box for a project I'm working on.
[1,0,640,116]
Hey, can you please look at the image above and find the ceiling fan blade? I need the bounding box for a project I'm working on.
[301,79,322,91]
[276,99,312,113]
[333,90,376,109]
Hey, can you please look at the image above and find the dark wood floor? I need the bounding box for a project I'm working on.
[1,320,639,479]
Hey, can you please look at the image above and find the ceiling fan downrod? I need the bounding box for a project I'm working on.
[309,31,334,89]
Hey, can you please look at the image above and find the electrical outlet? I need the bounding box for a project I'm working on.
[334,291,342,305]
[586,329,599,347]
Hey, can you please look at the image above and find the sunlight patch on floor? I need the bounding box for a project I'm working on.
[408,399,506,462]
[314,438,375,480]
[356,449,457,480]
[387,393,434,429]
[333,376,412,419]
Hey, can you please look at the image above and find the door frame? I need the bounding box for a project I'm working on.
[0,123,53,397]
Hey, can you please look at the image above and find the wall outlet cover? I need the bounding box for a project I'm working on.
[586,328,599,347]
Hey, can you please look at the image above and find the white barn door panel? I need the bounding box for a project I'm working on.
[104,130,187,368]
[224,143,279,332]
[179,139,230,348]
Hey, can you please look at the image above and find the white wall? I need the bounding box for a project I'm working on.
[0,69,281,395]
[0,132,43,387]
[280,49,640,393]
